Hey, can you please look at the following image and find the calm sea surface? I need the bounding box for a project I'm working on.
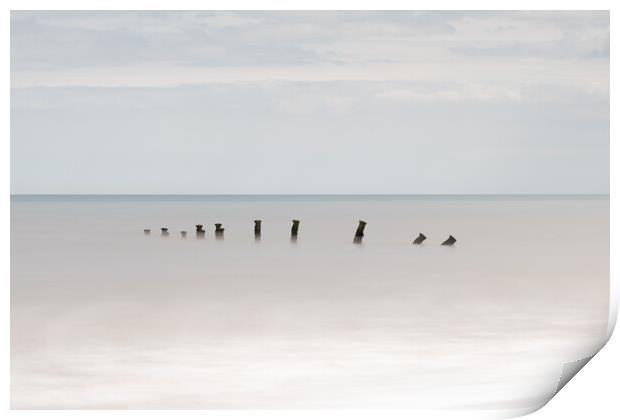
[10,195,609,412]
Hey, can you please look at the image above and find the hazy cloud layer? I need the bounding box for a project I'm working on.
[10,11,609,194]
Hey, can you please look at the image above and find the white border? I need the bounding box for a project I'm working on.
[3,1,616,419]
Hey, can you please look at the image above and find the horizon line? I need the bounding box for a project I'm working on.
[10,193,610,197]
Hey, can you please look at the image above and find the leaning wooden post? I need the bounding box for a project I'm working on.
[195,224,205,239]
[161,227,169,237]
[291,219,300,240]
[441,235,457,246]
[413,233,427,245]
[254,220,262,239]
[215,223,225,239]
[353,220,367,243]
[144,229,151,236]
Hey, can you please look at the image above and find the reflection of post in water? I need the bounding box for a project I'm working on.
[353,220,367,244]
[441,235,457,246]
[291,219,300,242]
[180,231,187,238]
[215,223,225,239]
[195,224,205,239]
[254,220,262,240]
[161,227,169,237]
[413,233,427,245]
[144,229,150,236]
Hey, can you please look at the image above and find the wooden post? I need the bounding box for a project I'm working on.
[196,224,205,239]
[161,227,169,237]
[215,223,225,239]
[144,229,150,236]
[353,220,367,243]
[254,220,262,239]
[180,231,187,238]
[441,235,457,246]
[291,219,300,239]
[413,233,427,245]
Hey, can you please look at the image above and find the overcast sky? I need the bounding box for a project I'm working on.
[10,11,609,194]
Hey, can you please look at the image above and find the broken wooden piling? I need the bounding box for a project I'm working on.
[441,235,457,246]
[353,220,367,243]
[215,223,225,238]
[254,220,262,239]
[161,227,169,237]
[180,231,187,238]
[291,219,300,239]
[413,233,427,245]
[196,224,205,239]
[144,229,150,236]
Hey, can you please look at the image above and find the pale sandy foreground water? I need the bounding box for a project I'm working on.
[11,196,609,413]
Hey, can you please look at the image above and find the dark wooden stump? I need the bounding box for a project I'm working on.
[353,220,367,243]
[215,223,225,239]
[441,235,457,246]
[254,220,262,239]
[144,229,150,236]
[161,227,169,237]
[291,219,300,238]
[413,233,427,245]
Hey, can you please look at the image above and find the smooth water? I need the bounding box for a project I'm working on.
[10,195,609,411]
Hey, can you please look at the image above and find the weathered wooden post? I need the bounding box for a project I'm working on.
[441,235,457,246]
[196,224,205,239]
[353,220,367,244]
[413,233,427,245]
[215,223,225,239]
[291,219,300,241]
[254,220,262,240]
[144,229,151,236]
[180,231,187,238]
[161,227,169,237]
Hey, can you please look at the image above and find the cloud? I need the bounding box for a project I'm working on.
[10,11,608,105]
[11,11,608,71]
[447,11,609,59]
[375,85,522,103]
[11,11,458,71]
[10,59,608,108]
[9,11,609,194]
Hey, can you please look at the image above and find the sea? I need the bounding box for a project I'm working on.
[10,195,610,413]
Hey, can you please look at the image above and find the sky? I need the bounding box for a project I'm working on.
[10,11,609,194]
